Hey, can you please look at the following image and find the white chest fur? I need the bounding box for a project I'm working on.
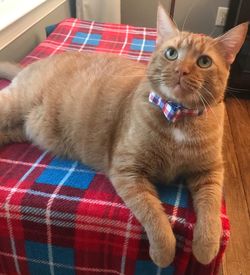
[171,128,187,143]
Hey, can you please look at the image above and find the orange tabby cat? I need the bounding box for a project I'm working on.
[0,5,248,267]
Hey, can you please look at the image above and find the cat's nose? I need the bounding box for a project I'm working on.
[175,65,190,76]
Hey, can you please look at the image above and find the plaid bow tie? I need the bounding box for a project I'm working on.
[149,91,204,123]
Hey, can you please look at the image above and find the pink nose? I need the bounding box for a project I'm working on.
[175,65,190,76]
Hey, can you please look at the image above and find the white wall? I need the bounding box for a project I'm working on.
[174,0,230,36]
[76,0,121,23]
[121,0,230,36]
[121,0,169,28]
[0,0,73,62]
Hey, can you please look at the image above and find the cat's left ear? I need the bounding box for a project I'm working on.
[156,4,179,46]
[215,22,248,64]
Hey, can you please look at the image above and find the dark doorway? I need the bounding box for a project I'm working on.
[225,0,250,96]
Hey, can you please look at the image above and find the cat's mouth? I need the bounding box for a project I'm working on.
[172,80,189,97]
[160,76,199,107]
[169,79,200,108]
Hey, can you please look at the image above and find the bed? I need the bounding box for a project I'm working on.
[0,18,229,275]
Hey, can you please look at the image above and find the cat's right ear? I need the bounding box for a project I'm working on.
[156,4,179,46]
[215,22,248,65]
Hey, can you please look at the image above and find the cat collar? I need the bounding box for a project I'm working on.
[148,91,204,123]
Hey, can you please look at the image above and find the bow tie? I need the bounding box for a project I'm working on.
[148,91,204,123]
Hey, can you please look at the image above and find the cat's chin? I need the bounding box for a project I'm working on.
[172,84,186,98]
[159,84,177,101]
[159,84,193,108]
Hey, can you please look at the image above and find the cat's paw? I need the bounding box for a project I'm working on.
[149,234,176,267]
[192,219,222,265]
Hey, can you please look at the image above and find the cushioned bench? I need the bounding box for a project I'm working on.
[0,18,229,275]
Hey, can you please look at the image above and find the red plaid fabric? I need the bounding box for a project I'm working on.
[0,18,229,275]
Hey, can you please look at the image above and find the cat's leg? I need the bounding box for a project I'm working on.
[24,106,49,149]
[24,105,63,156]
[0,86,25,129]
[186,167,223,264]
[0,126,26,146]
[110,174,176,267]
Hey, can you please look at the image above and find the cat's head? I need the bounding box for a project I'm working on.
[147,5,248,109]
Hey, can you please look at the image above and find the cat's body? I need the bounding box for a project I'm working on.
[0,5,247,268]
[1,51,223,182]
[6,52,146,171]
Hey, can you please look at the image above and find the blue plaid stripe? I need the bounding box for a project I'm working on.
[72,32,102,46]
[130,38,155,52]
[157,184,189,208]
[36,157,96,189]
[135,260,174,275]
[25,241,75,275]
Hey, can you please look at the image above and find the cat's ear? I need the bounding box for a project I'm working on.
[215,22,248,64]
[156,4,179,46]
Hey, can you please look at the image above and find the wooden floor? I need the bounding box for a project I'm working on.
[219,96,250,274]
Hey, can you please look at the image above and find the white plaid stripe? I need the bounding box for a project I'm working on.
[46,161,78,275]
[0,244,229,274]
[1,203,229,242]
[119,24,129,56]
[46,32,155,53]
[50,18,77,56]
[27,46,151,62]
[137,27,146,61]
[2,198,226,241]
[166,103,172,113]
[78,20,95,52]
[59,20,156,35]
[156,267,162,275]
[0,185,126,207]
[120,212,133,274]
[10,205,143,232]
[0,184,229,227]
[0,157,100,174]
[10,205,145,233]
[170,184,183,226]
[0,251,122,275]
[0,145,33,179]
[0,211,143,240]
[3,151,47,275]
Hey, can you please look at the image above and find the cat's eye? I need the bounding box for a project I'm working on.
[197,55,212,68]
[164,47,178,60]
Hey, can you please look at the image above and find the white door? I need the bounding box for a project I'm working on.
[76,0,121,23]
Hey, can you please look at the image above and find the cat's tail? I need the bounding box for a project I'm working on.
[0,62,22,81]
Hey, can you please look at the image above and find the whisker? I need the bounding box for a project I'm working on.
[225,90,246,112]
[201,85,217,105]
[208,26,217,37]
[197,92,206,110]
[101,74,145,78]
[192,93,202,116]
[200,92,220,126]
[226,86,250,92]
[196,91,209,120]
[181,0,197,32]
[202,37,226,52]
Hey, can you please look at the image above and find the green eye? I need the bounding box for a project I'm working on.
[164,47,178,60]
[197,55,212,68]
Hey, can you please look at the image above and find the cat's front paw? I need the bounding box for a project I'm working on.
[192,219,222,265]
[149,233,176,267]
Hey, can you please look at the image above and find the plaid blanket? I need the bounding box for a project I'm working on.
[0,18,229,275]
